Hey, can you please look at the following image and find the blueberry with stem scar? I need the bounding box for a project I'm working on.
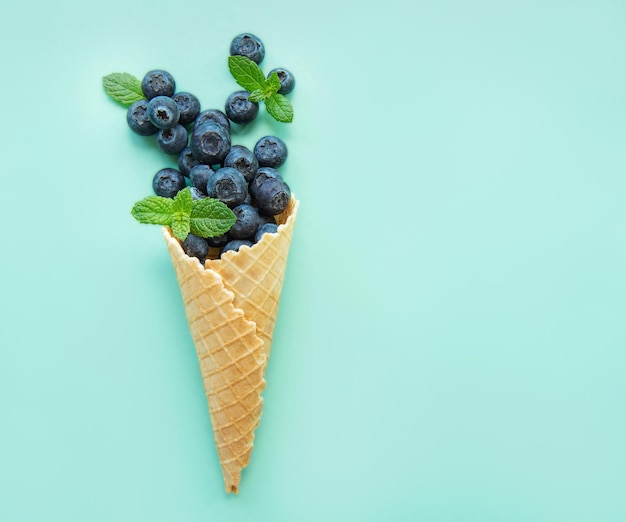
[225,91,258,125]
[172,92,201,125]
[141,69,176,100]
[127,100,158,136]
[157,124,188,155]
[190,121,231,165]
[224,145,258,182]
[152,168,186,198]
[254,135,288,168]
[147,96,180,130]
[206,167,248,208]
[229,33,265,64]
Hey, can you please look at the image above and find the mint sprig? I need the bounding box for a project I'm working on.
[131,188,236,241]
[170,187,193,240]
[228,56,294,123]
[190,198,239,238]
[103,73,145,106]
[228,56,267,93]
[265,93,294,123]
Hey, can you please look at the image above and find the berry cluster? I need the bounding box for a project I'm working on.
[125,34,294,262]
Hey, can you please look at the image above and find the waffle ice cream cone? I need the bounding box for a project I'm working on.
[162,195,299,493]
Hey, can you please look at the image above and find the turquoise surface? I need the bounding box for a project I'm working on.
[1,0,625,520]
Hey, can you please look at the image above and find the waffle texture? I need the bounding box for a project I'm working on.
[163,195,299,493]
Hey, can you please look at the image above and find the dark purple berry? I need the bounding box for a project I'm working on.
[224,145,258,182]
[172,92,200,125]
[147,96,180,130]
[182,233,209,260]
[229,33,265,64]
[157,124,188,155]
[221,239,253,255]
[207,233,229,248]
[190,121,231,165]
[225,91,259,124]
[254,223,279,243]
[194,109,230,132]
[152,168,186,198]
[126,100,158,136]
[206,167,248,208]
[189,164,214,195]
[267,68,295,95]
[229,204,261,239]
[254,178,291,215]
[178,147,200,177]
[250,167,284,198]
[189,187,206,200]
[141,70,175,100]
[254,135,288,168]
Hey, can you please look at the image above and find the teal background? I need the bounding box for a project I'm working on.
[1,0,625,520]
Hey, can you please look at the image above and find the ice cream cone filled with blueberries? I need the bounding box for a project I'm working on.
[103,33,298,493]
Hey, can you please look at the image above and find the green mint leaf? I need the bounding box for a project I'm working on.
[249,74,281,103]
[265,72,281,95]
[131,196,174,225]
[228,56,266,92]
[265,93,294,123]
[170,188,193,240]
[248,88,265,103]
[103,73,145,106]
[190,198,237,238]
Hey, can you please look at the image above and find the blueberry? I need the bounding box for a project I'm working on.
[229,204,261,239]
[141,70,176,100]
[194,109,230,132]
[190,121,231,165]
[254,223,279,243]
[206,167,248,208]
[229,33,265,64]
[172,92,200,125]
[178,147,200,177]
[254,178,291,215]
[126,100,158,136]
[254,135,288,168]
[157,124,188,155]
[189,165,214,195]
[267,68,295,95]
[250,167,284,198]
[147,96,180,130]
[182,233,209,260]
[221,239,253,255]
[189,187,206,200]
[152,168,186,198]
[225,91,259,124]
[207,233,229,248]
[223,145,258,182]
[259,214,277,226]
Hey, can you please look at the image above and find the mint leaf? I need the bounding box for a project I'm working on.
[190,198,237,238]
[131,196,173,225]
[266,72,281,94]
[248,88,265,103]
[251,73,281,102]
[228,56,266,92]
[103,73,145,106]
[265,93,294,123]
[170,188,193,240]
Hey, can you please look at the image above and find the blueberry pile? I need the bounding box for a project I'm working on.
[126,33,294,262]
